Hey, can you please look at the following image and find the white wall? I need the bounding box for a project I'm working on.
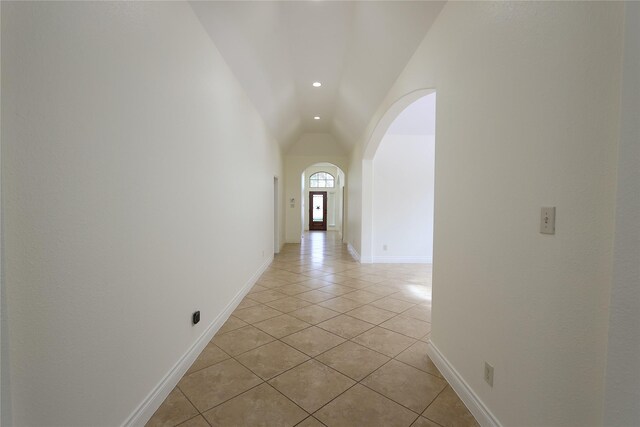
[1,2,283,426]
[348,2,623,425]
[372,135,434,262]
[346,144,363,259]
[274,176,286,254]
[284,133,348,243]
[603,3,640,425]
[0,3,7,424]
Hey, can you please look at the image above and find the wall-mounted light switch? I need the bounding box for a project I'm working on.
[540,207,556,235]
[484,362,494,387]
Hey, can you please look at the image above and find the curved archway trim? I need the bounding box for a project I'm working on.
[363,88,435,160]
[359,88,435,263]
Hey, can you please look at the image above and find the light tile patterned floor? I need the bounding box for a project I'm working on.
[147,232,479,427]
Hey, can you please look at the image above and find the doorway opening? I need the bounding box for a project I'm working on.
[362,89,436,264]
[309,191,328,230]
[300,163,345,238]
[371,92,435,263]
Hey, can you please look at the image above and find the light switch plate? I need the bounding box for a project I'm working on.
[484,362,494,387]
[540,207,556,234]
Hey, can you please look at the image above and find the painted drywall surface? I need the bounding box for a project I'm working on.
[302,164,342,233]
[385,94,436,136]
[284,133,347,243]
[274,170,287,254]
[0,2,8,424]
[346,143,362,257]
[1,2,283,426]
[287,132,347,157]
[273,145,286,254]
[603,3,640,425]
[350,2,623,425]
[372,135,434,262]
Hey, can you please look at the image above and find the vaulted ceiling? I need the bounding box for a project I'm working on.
[190,1,444,152]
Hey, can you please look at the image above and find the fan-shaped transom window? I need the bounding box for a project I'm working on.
[309,172,335,188]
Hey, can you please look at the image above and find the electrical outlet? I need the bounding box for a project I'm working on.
[484,362,494,387]
[192,311,200,325]
[383,244,388,251]
[540,207,556,234]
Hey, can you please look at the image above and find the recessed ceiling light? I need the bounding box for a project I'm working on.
[312,82,322,87]
[314,116,320,120]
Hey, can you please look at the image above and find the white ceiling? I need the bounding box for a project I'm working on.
[190,1,445,151]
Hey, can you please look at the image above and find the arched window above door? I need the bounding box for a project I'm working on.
[309,172,335,188]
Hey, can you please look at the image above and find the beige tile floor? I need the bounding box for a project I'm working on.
[147,232,479,427]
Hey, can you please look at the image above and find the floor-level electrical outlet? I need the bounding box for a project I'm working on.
[192,311,200,325]
[484,362,494,387]
[383,244,388,251]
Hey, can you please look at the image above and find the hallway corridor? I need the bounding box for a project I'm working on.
[147,232,478,427]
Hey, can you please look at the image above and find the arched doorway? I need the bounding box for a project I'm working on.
[360,89,436,263]
[301,163,346,238]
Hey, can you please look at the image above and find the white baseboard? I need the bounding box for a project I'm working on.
[426,341,502,427]
[122,255,274,427]
[347,243,361,262]
[371,255,432,264]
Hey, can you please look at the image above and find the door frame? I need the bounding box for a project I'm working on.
[309,191,328,231]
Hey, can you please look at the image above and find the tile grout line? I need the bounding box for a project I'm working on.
[421,385,451,427]
[293,416,328,427]
[174,413,212,427]
[224,352,313,421]
[197,380,268,417]
[174,385,207,425]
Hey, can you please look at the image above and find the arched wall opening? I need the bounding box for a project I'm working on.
[300,163,346,238]
[284,153,348,244]
[360,89,436,263]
